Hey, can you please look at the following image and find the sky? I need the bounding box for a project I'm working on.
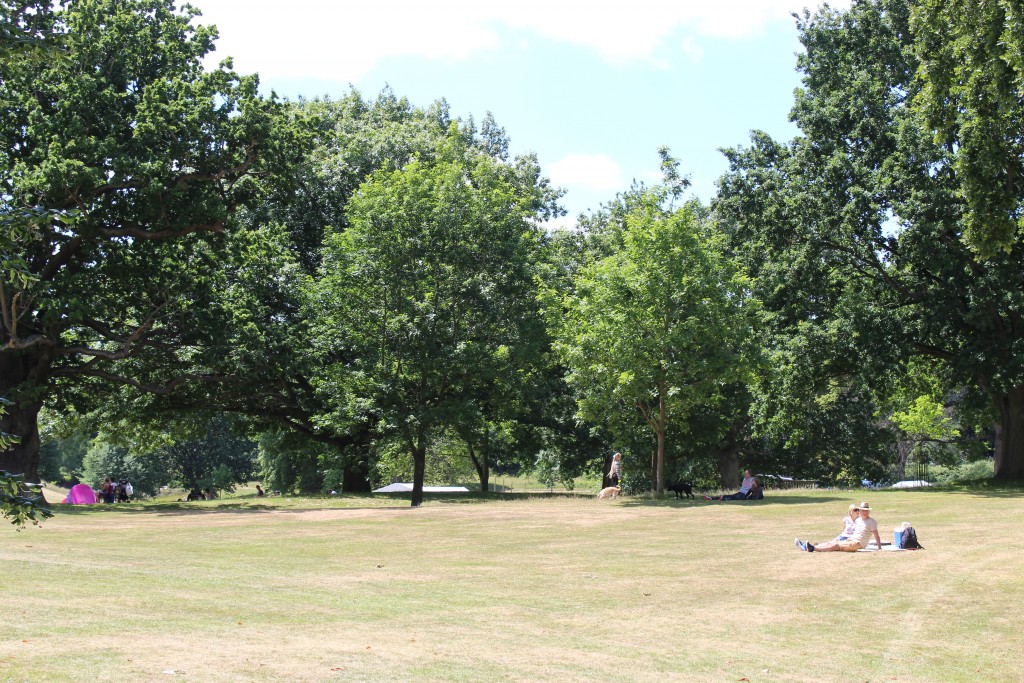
[191,0,850,226]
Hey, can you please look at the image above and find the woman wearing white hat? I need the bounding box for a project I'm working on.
[796,502,881,552]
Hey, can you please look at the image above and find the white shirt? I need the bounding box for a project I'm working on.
[848,516,878,546]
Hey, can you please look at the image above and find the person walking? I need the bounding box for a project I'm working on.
[607,452,622,487]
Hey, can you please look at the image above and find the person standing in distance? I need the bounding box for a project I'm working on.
[608,452,623,487]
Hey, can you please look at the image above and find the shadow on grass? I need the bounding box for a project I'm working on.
[618,493,849,508]
[43,491,597,518]
[880,482,1024,498]
[43,483,1022,519]
[45,502,278,518]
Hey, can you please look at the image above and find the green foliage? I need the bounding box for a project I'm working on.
[0,0,286,484]
[912,0,1024,256]
[930,458,995,484]
[618,469,650,497]
[0,397,16,451]
[80,439,164,498]
[0,2,57,90]
[532,450,576,491]
[38,430,88,486]
[372,432,478,488]
[0,469,51,528]
[155,417,257,495]
[555,186,755,492]
[717,0,1024,481]
[0,397,50,528]
[310,127,554,505]
[890,395,960,443]
[257,428,331,494]
[209,91,562,487]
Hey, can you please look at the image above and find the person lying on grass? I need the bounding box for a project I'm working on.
[795,502,881,552]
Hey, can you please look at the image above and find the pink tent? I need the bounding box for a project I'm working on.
[67,483,97,504]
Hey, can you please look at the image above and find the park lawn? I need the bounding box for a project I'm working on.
[1,488,1021,682]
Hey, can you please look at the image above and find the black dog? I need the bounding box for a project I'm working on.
[666,481,694,499]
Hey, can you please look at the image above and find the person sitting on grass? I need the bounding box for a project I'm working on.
[795,502,881,552]
[833,504,859,542]
[705,470,758,501]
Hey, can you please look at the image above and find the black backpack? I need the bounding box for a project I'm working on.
[902,526,923,549]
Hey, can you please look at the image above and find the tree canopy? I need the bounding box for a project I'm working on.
[555,186,754,494]
[9,0,1022,501]
[309,130,554,505]
[717,0,1024,480]
[0,0,285,484]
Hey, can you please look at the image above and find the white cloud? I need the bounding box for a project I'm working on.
[541,213,580,232]
[195,0,853,81]
[198,1,502,81]
[547,154,625,193]
[679,36,705,63]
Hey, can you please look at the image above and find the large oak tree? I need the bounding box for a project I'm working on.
[717,0,1024,480]
[0,0,283,484]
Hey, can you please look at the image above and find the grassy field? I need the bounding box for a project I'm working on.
[2,486,1022,682]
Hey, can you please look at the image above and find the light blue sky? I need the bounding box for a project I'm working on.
[193,1,847,225]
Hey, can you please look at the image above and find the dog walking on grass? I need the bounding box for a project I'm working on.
[597,486,621,499]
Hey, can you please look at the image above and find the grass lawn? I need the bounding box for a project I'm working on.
[1,486,1021,682]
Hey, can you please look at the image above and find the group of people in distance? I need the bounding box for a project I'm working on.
[98,477,132,504]
[795,502,881,552]
[607,458,765,501]
[606,456,885,554]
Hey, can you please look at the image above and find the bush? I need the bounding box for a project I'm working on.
[532,450,576,491]
[620,471,650,496]
[931,459,995,484]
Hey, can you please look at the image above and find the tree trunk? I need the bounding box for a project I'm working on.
[341,460,371,492]
[650,441,657,492]
[717,445,739,491]
[0,349,50,486]
[716,423,741,489]
[893,439,914,482]
[993,386,1024,480]
[466,440,490,493]
[410,442,426,507]
[478,459,489,493]
[655,427,665,496]
[655,379,666,496]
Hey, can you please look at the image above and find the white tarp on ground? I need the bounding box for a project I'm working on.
[372,483,470,493]
[890,480,933,489]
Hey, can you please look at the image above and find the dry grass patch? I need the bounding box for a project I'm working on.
[1,489,1021,682]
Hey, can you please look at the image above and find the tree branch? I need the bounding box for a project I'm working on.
[56,305,167,360]
[38,235,85,283]
[4,333,54,351]
[913,342,956,362]
[96,221,225,240]
[50,368,224,395]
